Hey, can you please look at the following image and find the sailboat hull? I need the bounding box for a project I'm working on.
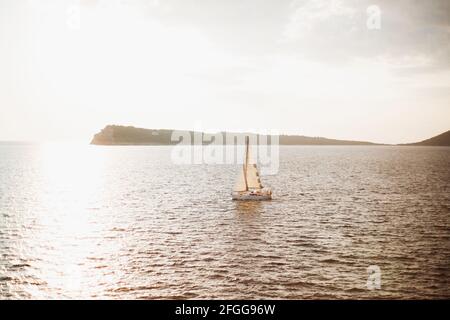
[232,190,272,201]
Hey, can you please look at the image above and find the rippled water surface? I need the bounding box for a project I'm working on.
[0,144,449,299]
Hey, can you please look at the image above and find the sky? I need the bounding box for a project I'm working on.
[0,0,449,143]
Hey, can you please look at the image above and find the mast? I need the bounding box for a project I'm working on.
[243,136,249,191]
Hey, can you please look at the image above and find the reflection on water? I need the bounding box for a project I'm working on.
[0,144,449,299]
[234,201,263,215]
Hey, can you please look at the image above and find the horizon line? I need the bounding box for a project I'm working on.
[3,127,448,146]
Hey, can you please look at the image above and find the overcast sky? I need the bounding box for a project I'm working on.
[0,0,449,143]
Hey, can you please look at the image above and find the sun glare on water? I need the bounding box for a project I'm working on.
[22,143,121,298]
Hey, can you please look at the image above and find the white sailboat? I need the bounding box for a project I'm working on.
[232,136,272,201]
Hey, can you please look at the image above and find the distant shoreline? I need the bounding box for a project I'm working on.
[1,128,448,147]
[90,125,379,146]
[90,125,450,147]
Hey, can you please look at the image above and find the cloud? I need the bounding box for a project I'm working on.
[281,0,450,71]
[282,0,357,41]
[0,0,448,142]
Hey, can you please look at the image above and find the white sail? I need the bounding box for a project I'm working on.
[233,138,263,191]
[231,136,272,200]
[246,163,263,189]
[245,142,263,189]
[233,165,247,192]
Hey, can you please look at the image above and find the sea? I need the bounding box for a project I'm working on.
[0,143,449,299]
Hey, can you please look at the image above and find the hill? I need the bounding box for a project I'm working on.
[402,130,450,146]
[90,125,379,146]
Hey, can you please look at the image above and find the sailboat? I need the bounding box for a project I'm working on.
[232,136,272,201]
